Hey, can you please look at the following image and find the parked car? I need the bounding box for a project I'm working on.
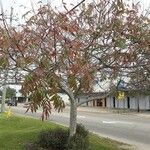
[7,99,17,106]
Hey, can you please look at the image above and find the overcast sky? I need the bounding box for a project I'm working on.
[1,0,150,25]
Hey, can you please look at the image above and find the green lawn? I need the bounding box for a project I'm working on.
[0,114,130,150]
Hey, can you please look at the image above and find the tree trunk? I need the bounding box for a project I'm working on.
[1,85,7,113]
[69,101,77,137]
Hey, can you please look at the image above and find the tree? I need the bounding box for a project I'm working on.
[126,10,150,91]
[1,0,149,137]
[6,87,16,98]
[0,7,24,112]
[0,87,16,98]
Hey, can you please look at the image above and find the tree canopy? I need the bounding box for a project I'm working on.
[0,0,149,136]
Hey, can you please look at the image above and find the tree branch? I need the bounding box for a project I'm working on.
[66,0,85,15]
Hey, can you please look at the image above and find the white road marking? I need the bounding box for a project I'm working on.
[78,115,86,119]
[102,121,132,124]
[102,121,116,124]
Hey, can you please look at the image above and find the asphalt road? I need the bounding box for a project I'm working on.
[10,105,150,150]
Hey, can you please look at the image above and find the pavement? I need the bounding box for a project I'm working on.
[7,103,150,150]
[78,106,150,117]
[4,103,150,117]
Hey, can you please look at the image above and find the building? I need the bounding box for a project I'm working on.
[78,91,150,111]
[78,92,107,107]
[107,91,150,110]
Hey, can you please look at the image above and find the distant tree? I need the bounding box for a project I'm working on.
[6,87,16,99]
[0,87,17,99]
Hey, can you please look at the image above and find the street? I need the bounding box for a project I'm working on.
[10,104,150,150]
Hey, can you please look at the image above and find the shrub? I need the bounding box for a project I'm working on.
[76,124,89,137]
[68,134,89,150]
[68,124,89,150]
[37,128,69,150]
[25,142,39,150]
[37,124,89,150]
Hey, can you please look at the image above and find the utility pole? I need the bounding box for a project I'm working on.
[10,7,13,26]
[1,83,7,113]
[1,66,8,113]
[0,7,13,113]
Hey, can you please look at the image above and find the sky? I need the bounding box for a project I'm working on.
[0,0,79,25]
[1,0,150,25]
[0,0,150,94]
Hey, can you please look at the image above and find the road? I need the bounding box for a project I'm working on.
[10,104,150,150]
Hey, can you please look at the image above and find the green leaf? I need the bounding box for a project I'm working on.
[51,94,65,112]
[68,75,77,90]
[0,57,8,68]
[115,38,126,49]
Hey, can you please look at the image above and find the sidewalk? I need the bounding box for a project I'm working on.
[14,103,150,118]
[77,106,110,113]
[76,106,150,118]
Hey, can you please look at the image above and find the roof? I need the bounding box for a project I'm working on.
[77,92,108,98]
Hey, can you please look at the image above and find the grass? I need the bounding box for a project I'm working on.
[89,134,129,150]
[0,114,130,150]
